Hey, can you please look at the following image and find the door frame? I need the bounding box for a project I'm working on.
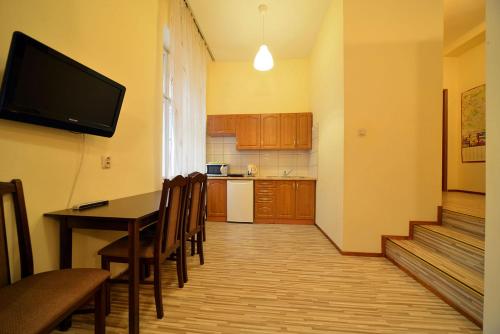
[442,89,448,191]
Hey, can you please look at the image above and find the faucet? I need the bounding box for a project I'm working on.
[282,169,294,177]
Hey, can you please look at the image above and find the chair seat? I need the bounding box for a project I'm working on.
[98,234,155,259]
[0,268,109,334]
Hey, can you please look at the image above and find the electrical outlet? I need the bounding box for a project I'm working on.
[101,156,111,169]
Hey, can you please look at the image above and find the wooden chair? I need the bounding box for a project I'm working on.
[0,179,109,334]
[98,175,188,319]
[182,172,206,283]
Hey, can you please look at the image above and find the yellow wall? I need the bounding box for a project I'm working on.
[484,0,500,330]
[310,0,344,248]
[0,0,167,278]
[341,0,443,252]
[444,42,486,193]
[207,59,310,115]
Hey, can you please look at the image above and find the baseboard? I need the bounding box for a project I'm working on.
[315,224,383,257]
[447,189,485,195]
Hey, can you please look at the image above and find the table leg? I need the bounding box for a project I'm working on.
[59,218,73,331]
[128,221,140,334]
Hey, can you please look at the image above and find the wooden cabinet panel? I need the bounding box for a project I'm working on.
[296,113,312,149]
[295,181,315,219]
[276,181,296,219]
[207,179,227,221]
[236,115,261,149]
[261,114,280,149]
[254,181,276,220]
[280,114,297,149]
[207,115,235,136]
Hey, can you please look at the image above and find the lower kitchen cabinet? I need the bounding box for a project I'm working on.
[207,179,227,222]
[254,180,315,224]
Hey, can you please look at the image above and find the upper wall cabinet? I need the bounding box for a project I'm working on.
[280,113,312,150]
[207,115,236,136]
[261,114,281,149]
[208,112,312,151]
[236,114,261,149]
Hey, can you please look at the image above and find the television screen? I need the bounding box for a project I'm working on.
[0,31,126,137]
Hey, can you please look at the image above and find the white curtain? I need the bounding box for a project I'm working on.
[168,0,208,177]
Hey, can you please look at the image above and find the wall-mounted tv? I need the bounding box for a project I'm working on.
[0,31,126,137]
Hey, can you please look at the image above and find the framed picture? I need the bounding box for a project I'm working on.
[461,84,485,163]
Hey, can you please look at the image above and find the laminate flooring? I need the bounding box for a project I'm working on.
[58,222,481,334]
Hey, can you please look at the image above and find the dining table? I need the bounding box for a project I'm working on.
[45,190,162,334]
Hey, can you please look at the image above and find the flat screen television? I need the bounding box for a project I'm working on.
[0,31,126,137]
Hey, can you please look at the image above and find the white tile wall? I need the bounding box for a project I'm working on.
[206,123,319,177]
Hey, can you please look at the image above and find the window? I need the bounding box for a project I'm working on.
[162,46,174,178]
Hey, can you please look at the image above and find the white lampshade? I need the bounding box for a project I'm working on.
[253,44,274,71]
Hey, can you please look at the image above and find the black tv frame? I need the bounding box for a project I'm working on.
[0,31,126,137]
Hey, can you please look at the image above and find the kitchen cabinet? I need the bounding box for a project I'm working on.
[236,114,261,149]
[295,181,316,219]
[254,180,315,224]
[207,179,227,221]
[276,181,296,219]
[296,113,312,149]
[280,114,297,149]
[260,114,280,149]
[207,115,236,136]
[254,181,276,220]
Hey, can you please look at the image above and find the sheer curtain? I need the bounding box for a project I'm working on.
[167,0,208,177]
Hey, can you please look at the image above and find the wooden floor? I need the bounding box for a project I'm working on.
[442,192,485,218]
[60,222,481,334]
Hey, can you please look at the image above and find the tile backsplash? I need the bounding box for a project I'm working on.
[206,123,318,177]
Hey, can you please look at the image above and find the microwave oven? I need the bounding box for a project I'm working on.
[206,163,228,176]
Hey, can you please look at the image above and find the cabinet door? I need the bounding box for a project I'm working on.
[295,181,315,220]
[207,179,227,221]
[276,181,296,219]
[261,114,280,149]
[236,115,261,149]
[207,115,235,136]
[280,114,297,149]
[296,113,312,149]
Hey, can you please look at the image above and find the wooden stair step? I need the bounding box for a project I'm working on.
[385,240,483,326]
[442,209,485,239]
[420,225,484,250]
[389,239,483,295]
[413,225,484,273]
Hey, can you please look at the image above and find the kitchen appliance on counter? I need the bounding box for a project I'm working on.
[206,163,228,176]
[227,180,254,223]
[247,164,258,177]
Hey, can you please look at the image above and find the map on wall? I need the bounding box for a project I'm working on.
[461,85,486,162]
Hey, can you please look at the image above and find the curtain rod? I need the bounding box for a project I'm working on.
[183,0,216,61]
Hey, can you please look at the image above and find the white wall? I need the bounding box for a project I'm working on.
[484,0,500,331]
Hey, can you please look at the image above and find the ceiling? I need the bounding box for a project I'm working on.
[188,0,332,61]
[444,0,485,47]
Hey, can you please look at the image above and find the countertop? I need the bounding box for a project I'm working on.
[207,176,317,181]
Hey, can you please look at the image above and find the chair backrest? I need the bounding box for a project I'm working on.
[186,172,207,235]
[155,175,188,261]
[0,179,34,288]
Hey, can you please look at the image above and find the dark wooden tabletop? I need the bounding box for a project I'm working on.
[45,191,162,222]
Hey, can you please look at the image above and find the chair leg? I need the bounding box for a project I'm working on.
[197,231,204,265]
[94,285,106,334]
[177,247,185,287]
[153,262,164,319]
[190,237,196,256]
[182,237,188,284]
[202,223,206,242]
[101,257,111,316]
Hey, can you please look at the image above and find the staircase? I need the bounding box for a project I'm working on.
[383,208,484,328]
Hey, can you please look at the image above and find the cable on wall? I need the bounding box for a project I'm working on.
[66,133,86,208]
